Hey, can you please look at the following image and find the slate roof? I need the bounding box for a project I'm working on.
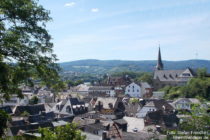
[14,104,45,116]
[70,98,85,105]
[28,112,55,123]
[89,86,114,91]
[10,120,26,127]
[10,122,53,136]
[154,70,185,82]
[0,106,13,114]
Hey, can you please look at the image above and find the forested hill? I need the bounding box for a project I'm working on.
[59,59,210,74]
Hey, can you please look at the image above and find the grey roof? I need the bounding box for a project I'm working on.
[140,82,151,88]
[154,70,184,82]
[0,106,13,114]
[89,86,113,91]
[113,119,127,124]
[14,104,45,116]
[154,68,195,82]
[173,98,200,105]
[10,122,53,136]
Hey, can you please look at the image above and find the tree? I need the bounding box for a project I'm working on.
[38,123,86,140]
[0,110,10,137]
[197,68,207,78]
[0,0,63,100]
[29,96,39,105]
[136,73,153,85]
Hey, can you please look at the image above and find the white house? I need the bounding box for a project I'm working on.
[125,82,142,98]
[172,98,200,110]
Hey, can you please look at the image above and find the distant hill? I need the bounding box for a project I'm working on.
[59,59,210,75]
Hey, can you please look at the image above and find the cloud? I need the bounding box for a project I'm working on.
[64,2,76,7]
[91,8,99,13]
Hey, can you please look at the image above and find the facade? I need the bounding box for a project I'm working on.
[125,82,141,98]
[125,82,152,98]
[52,98,87,117]
[153,47,195,90]
[172,98,200,110]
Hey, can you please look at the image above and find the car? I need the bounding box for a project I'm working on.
[132,128,138,132]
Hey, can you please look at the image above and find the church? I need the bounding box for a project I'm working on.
[153,48,196,90]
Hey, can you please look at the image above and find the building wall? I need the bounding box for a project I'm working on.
[125,82,141,98]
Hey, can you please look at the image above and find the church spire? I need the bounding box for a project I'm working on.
[156,46,164,70]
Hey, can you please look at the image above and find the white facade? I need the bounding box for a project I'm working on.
[172,98,200,110]
[125,82,141,98]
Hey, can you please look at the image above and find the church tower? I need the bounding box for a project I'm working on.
[156,47,164,70]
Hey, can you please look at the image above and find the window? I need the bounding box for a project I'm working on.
[182,73,190,77]
[137,90,139,92]
[66,106,71,113]
[128,90,130,92]
[56,105,59,110]
[133,86,134,88]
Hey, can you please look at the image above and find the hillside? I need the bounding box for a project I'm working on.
[59,59,210,75]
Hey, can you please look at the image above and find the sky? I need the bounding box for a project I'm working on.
[39,0,210,62]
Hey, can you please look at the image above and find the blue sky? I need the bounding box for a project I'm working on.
[40,0,210,62]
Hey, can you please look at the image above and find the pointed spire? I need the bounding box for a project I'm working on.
[156,45,164,70]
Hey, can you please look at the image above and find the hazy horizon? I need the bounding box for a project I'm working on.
[59,58,210,63]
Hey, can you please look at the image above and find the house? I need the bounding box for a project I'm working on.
[136,99,174,118]
[153,47,195,90]
[89,86,116,97]
[83,121,122,140]
[37,89,54,103]
[172,98,200,110]
[52,97,87,117]
[141,82,153,98]
[94,97,125,119]
[125,82,141,98]
[71,84,90,95]
[125,82,152,98]
[124,102,141,117]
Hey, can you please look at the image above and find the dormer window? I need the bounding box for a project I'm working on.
[66,106,71,113]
